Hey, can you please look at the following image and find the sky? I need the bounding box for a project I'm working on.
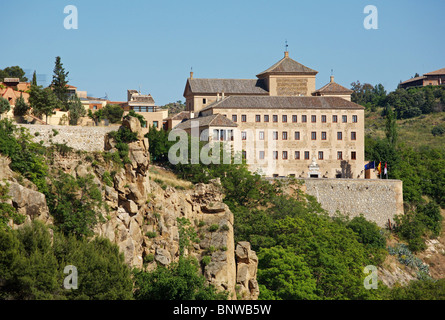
[1,0,444,105]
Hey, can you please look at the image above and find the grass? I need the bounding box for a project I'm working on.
[148,166,193,190]
[365,109,445,150]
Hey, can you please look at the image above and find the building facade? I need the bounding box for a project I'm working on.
[399,68,445,89]
[176,51,365,179]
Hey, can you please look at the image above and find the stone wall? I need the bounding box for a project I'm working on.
[17,124,120,152]
[300,178,404,228]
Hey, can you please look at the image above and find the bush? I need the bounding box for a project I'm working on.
[0,221,133,300]
[132,256,227,300]
[208,224,219,232]
[431,125,445,136]
[102,104,124,124]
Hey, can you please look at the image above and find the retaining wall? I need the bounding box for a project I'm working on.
[17,124,120,152]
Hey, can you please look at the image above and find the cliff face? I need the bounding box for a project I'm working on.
[1,117,258,300]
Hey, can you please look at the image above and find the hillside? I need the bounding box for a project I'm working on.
[365,109,445,150]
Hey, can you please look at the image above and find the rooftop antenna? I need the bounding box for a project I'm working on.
[285,39,288,52]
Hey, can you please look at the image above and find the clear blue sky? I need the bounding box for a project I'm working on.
[1,0,443,105]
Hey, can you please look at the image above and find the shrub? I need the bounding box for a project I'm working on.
[208,224,219,232]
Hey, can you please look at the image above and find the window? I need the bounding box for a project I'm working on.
[337,151,343,160]
[318,151,324,160]
[282,131,288,140]
[259,131,265,140]
[255,115,261,122]
[295,151,300,159]
[295,131,300,140]
[282,115,287,123]
[203,98,207,104]
[352,115,358,123]
[219,130,226,141]
[337,132,342,140]
[232,115,237,122]
[273,115,278,122]
[351,151,357,160]
[273,151,278,160]
[311,115,316,123]
[302,115,307,123]
[342,115,347,123]
[351,131,357,140]
[228,130,234,141]
[273,131,278,140]
[311,132,317,140]
[242,150,247,159]
[259,151,265,160]
[292,115,297,123]
[321,132,327,140]
[264,115,269,122]
[241,115,247,122]
[321,115,327,123]
[241,131,247,140]
[213,129,219,140]
[282,151,288,160]
[333,115,338,123]
[153,121,159,128]
[304,151,310,160]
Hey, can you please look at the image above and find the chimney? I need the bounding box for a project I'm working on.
[330,75,334,83]
[284,51,289,58]
[190,71,194,80]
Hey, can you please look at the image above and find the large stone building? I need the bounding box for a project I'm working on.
[176,51,365,179]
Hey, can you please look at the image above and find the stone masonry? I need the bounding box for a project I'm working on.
[301,178,404,227]
[17,124,119,152]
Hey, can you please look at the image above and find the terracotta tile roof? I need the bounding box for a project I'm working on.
[165,111,192,121]
[424,68,445,76]
[256,54,318,77]
[313,80,353,94]
[399,76,426,85]
[201,95,364,112]
[173,113,237,130]
[187,78,269,95]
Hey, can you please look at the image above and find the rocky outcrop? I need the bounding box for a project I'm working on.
[235,241,259,300]
[0,156,52,228]
[2,117,259,300]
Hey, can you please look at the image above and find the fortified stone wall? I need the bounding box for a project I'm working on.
[17,124,119,152]
[300,178,404,228]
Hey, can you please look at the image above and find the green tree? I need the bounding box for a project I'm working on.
[146,125,174,163]
[13,93,29,117]
[0,220,133,300]
[102,104,124,123]
[257,246,319,300]
[133,256,227,300]
[0,97,11,117]
[32,70,37,86]
[68,94,86,125]
[51,56,70,110]
[48,171,103,238]
[0,66,28,82]
[29,85,60,123]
